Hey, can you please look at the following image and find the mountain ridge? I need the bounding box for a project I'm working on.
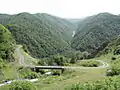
[0,12,77,58]
[72,13,120,58]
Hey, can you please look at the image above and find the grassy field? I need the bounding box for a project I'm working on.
[35,68,106,90]
[0,65,18,83]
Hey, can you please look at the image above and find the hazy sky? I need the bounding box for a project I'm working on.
[1,0,120,18]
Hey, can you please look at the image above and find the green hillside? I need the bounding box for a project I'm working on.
[0,13,76,58]
[72,13,120,58]
[0,24,15,61]
[98,36,120,56]
[2,12,120,90]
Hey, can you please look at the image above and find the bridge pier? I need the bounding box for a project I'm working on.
[31,67,36,72]
[61,68,65,73]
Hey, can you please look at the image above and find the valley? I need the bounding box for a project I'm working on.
[0,12,120,90]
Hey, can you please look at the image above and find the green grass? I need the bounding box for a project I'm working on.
[97,53,120,65]
[0,64,19,83]
[0,85,9,90]
[13,45,23,67]
[21,48,38,66]
[34,68,106,90]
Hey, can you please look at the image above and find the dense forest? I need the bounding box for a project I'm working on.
[72,13,120,58]
[1,12,120,60]
[97,36,120,56]
[0,13,76,58]
[0,24,15,61]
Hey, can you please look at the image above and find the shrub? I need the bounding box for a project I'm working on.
[79,60,100,67]
[52,70,61,76]
[38,69,45,74]
[24,72,39,79]
[18,67,39,79]
[70,57,77,64]
[111,57,116,60]
[67,76,120,90]
[0,58,5,69]
[38,55,69,66]
[22,44,29,54]
[9,81,36,90]
[106,59,120,76]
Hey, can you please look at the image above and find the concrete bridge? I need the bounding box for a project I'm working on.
[34,66,64,69]
[30,66,65,73]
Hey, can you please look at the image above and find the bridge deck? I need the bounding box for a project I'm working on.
[30,66,64,69]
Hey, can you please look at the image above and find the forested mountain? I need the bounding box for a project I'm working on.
[0,24,15,61]
[97,36,120,56]
[0,13,76,58]
[72,13,120,58]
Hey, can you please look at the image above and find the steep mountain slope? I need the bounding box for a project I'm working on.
[0,13,76,58]
[97,36,120,56]
[0,24,15,61]
[72,13,120,58]
[34,13,76,41]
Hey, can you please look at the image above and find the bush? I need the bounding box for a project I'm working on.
[79,60,100,67]
[106,59,120,76]
[38,69,45,74]
[0,58,5,69]
[70,57,77,64]
[24,72,39,79]
[111,57,116,60]
[38,54,69,66]
[67,76,120,90]
[22,44,29,54]
[9,81,36,90]
[18,67,39,79]
[52,70,61,76]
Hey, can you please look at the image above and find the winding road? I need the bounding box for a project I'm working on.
[16,45,109,69]
[0,46,109,87]
[16,46,28,66]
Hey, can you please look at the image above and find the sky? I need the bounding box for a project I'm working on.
[1,0,120,18]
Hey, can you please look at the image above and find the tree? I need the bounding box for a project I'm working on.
[75,51,83,60]
[70,55,77,64]
[0,24,15,61]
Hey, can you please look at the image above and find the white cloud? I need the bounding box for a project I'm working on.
[0,0,120,18]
